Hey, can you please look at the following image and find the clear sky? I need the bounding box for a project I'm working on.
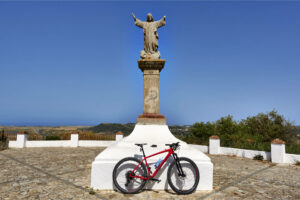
[0,1,299,126]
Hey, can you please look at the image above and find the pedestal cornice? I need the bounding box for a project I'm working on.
[138,59,165,72]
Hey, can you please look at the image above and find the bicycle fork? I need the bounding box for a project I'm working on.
[173,153,185,177]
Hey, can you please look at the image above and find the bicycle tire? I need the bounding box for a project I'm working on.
[167,157,200,194]
[112,157,147,194]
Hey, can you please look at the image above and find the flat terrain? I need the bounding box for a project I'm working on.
[0,147,299,200]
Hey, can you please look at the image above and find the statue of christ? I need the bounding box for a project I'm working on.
[132,13,166,59]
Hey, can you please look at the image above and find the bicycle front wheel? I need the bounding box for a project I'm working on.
[112,157,147,194]
[167,157,200,194]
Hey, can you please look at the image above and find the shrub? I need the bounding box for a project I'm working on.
[45,135,61,140]
[89,188,95,195]
[253,154,264,161]
[286,143,300,154]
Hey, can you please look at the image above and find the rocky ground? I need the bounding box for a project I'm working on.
[0,147,299,200]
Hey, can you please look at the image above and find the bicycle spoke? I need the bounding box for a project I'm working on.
[167,158,199,194]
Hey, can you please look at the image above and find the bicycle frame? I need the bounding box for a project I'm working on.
[129,147,175,180]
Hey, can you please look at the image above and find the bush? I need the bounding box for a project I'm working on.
[253,154,264,161]
[89,188,95,195]
[286,143,300,154]
[45,135,61,140]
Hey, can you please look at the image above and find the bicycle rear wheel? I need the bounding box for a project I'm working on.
[167,157,199,194]
[112,157,147,194]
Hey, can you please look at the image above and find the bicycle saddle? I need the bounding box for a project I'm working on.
[135,143,147,147]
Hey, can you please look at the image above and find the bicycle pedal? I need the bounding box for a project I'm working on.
[150,178,161,183]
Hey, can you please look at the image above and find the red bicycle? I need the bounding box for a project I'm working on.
[112,142,199,194]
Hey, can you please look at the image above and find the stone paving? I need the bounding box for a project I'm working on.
[0,147,299,200]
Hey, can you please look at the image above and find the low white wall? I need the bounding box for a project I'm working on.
[79,140,116,147]
[26,140,71,147]
[190,144,271,161]
[285,153,300,164]
[8,133,300,164]
[8,141,18,148]
[9,140,116,148]
[220,147,271,160]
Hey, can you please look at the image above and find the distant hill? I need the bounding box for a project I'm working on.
[83,123,135,135]
[82,123,191,136]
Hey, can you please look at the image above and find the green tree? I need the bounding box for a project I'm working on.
[183,110,299,153]
[241,110,296,143]
[190,122,216,144]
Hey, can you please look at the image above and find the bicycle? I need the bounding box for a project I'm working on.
[112,142,199,194]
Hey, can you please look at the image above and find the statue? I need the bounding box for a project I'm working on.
[132,13,166,59]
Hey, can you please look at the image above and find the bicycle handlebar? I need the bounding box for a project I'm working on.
[165,142,180,150]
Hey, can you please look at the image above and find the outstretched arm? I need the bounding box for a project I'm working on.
[132,12,144,28]
[156,16,166,28]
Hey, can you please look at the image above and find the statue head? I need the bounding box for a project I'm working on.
[147,13,154,22]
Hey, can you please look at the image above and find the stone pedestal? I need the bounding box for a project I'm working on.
[137,59,166,125]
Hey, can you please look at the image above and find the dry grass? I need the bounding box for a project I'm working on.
[4,133,17,141]
[1,127,115,141]
[79,132,115,140]
[60,131,115,140]
[28,133,44,140]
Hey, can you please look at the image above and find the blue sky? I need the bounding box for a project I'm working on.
[0,1,299,126]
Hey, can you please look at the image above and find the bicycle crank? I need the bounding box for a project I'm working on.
[150,178,161,183]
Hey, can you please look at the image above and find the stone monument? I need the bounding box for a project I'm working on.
[91,13,213,191]
[132,13,166,125]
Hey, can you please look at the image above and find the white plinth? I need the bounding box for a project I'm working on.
[271,143,285,163]
[209,138,220,154]
[91,124,213,191]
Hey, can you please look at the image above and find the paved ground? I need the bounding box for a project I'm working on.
[0,147,299,200]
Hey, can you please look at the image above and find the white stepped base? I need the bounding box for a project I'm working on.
[91,125,213,191]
